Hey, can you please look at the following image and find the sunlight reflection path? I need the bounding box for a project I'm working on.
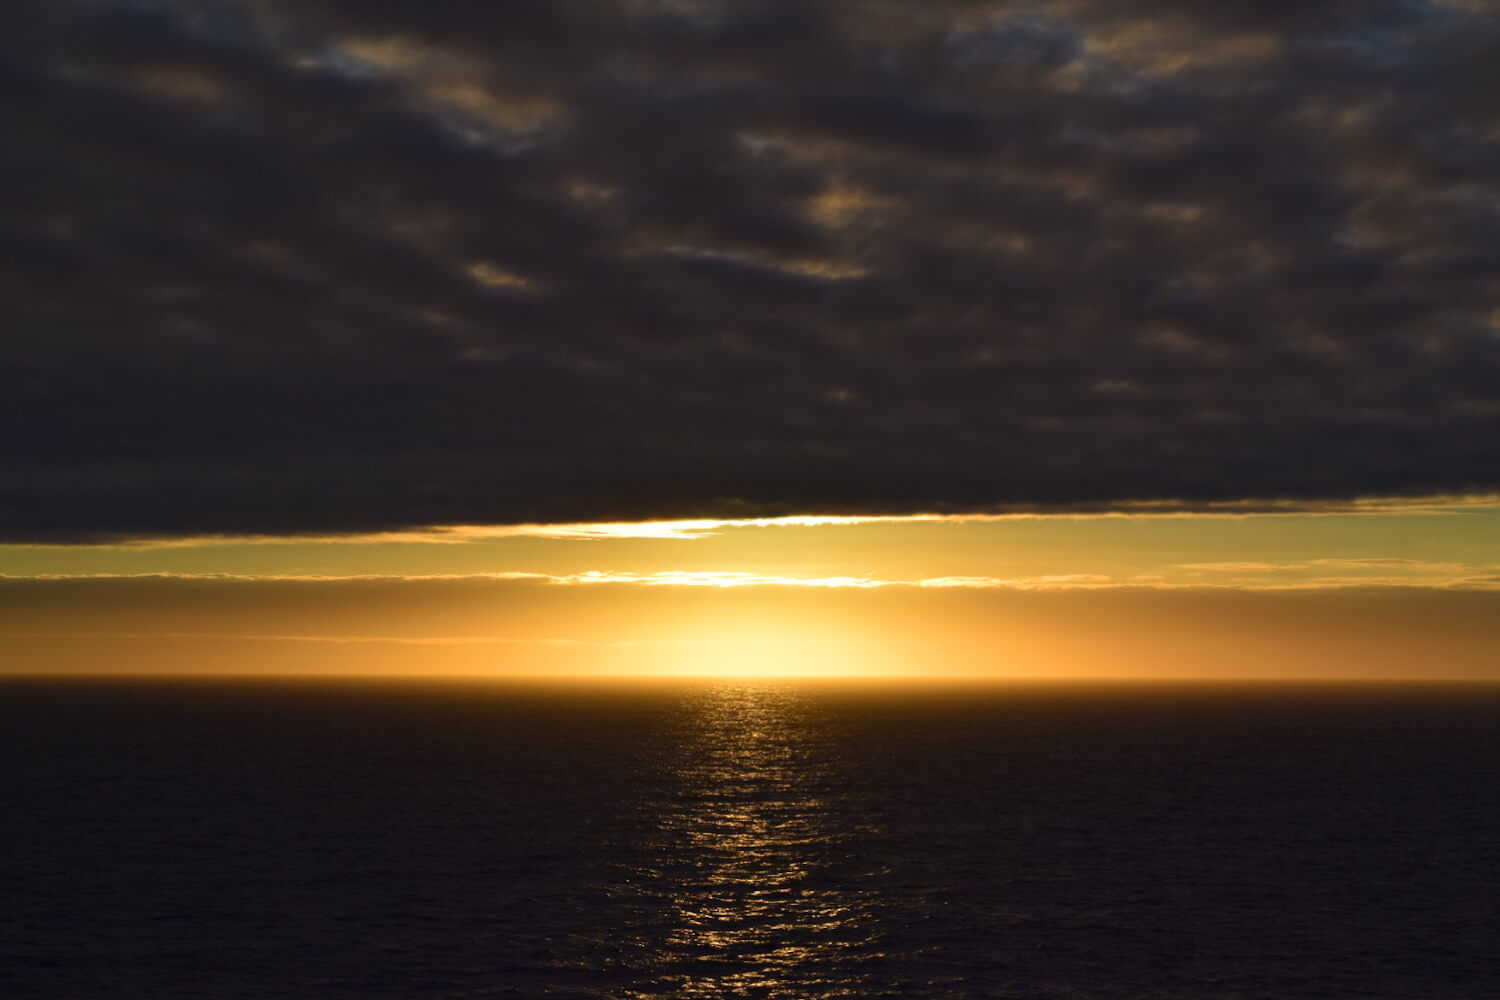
[627,685,885,999]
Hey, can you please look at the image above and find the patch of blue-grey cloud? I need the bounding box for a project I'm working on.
[2,0,1497,539]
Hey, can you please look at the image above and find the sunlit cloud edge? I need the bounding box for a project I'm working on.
[11,493,1500,550]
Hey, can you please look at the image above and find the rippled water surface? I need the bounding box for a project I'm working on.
[4,679,1499,998]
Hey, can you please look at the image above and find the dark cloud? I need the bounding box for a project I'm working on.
[3,0,1499,540]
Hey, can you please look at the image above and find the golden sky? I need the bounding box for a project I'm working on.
[6,501,1500,681]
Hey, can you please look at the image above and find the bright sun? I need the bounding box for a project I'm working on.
[656,621,884,679]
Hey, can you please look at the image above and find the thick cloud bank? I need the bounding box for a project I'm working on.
[4,0,1499,539]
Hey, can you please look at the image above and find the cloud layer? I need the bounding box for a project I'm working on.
[5,0,1499,539]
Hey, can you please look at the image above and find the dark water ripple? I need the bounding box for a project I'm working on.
[2,679,1498,998]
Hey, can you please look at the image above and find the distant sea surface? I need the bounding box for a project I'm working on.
[3,678,1498,999]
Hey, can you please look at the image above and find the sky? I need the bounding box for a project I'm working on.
[4,0,1500,679]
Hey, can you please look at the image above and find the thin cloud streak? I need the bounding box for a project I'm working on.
[12,495,1500,549]
[0,631,675,648]
[6,569,1499,592]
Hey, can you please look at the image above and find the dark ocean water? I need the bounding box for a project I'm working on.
[2,678,1498,999]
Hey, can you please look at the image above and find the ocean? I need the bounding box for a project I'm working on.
[3,678,1498,999]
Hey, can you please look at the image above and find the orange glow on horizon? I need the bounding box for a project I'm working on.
[5,505,1500,682]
